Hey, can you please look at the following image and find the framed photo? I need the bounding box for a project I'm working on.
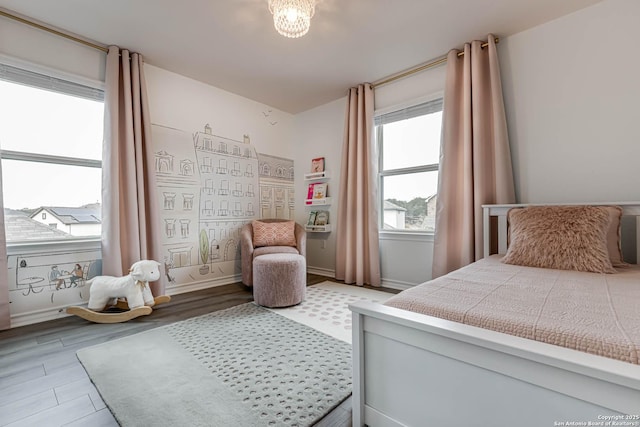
[307,211,318,226]
[311,157,325,173]
[315,210,329,226]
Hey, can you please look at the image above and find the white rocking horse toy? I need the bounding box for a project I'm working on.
[67,260,171,323]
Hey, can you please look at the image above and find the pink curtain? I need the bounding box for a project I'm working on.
[102,46,166,296]
[335,83,381,286]
[432,35,515,278]
[0,154,9,330]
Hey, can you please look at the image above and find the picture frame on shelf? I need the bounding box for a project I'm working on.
[310,157,325,173]
[307,211,318,226]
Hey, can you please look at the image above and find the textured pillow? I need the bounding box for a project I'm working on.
[604,206,625,267]
[502,206,616,273]
[252,220,296,248]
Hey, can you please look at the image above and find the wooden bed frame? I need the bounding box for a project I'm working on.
[350,203,640,427]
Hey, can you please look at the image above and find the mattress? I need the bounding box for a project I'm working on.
[385,255,640,364]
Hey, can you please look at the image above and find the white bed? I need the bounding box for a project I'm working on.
[350,203,640,427]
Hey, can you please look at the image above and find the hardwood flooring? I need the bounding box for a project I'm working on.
[0,275,396,426]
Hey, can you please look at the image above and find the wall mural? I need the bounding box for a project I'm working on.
[153,124,294,287]
[9,250,102,317]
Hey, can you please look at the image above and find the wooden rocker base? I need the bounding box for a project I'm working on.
[67,295,171,324]
[66,305,153,323]
[113,295,171,311]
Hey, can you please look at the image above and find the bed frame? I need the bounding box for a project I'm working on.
[350,202,640,426]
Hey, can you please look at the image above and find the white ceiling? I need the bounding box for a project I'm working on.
[0,0,600,114]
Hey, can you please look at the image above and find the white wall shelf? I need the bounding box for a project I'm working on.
[305,224,332,233]
[304,171,329,181]
[305,197,331,206]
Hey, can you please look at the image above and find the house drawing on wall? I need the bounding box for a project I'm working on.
[152,123,291,286]
[258,153,295,219]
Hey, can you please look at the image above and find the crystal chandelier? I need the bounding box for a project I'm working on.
[268,0,316,38]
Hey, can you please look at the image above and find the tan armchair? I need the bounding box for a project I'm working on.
[240,219,306,287]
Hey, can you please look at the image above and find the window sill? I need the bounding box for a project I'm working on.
[7,237,101,256]
[379,230,434,242]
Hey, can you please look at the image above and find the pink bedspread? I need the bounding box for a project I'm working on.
[385,256,640,364]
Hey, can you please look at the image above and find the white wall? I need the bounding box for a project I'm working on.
[500,0,640,203]
[293,68,447,287]
[293,98,344,277]
[145,65,294,159]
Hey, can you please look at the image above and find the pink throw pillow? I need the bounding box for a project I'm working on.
[252,220,296,248]
[502,206,616,274]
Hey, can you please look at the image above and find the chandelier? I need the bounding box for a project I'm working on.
[268,0,316,38]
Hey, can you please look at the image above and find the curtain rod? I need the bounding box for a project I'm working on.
[372,37,499,89]
[0,9,109,53]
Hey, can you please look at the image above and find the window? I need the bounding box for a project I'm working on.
[0,62,104,242]
[376,98,443,232]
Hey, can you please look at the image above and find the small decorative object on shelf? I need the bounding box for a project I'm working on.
[305,157,331,233]
[305,210,330,232]
[310,157,325,173]
[312,183,327,199]
[307,211,318,226]
[315,210,329,226]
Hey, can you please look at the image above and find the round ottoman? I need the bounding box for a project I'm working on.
[253,253,306,308]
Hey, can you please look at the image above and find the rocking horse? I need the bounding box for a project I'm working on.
[66,260,171,323]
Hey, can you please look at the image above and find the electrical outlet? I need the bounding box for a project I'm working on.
[321,240,326,249]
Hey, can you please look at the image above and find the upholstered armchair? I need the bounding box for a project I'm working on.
[240,219,306,287]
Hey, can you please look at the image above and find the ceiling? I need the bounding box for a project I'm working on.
[0,0,600,114]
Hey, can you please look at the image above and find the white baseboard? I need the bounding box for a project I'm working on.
[306,266,335,277]
[165,273,243,296]
[10,306,73,328]
[307,265,413,291]
[379,278,416,291]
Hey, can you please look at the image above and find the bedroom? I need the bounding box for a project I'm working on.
[0,0,639,425]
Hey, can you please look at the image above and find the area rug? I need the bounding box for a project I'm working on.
[267,281,391,343]
[77,303,352,427]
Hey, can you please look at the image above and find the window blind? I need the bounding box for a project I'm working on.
[375,98,443,126]
[0,63,104,102]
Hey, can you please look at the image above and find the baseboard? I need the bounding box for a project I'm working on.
[307,266,413,291]
[379,278,416,291]
[165,274,242,296]
[306,266,335,277]
[10,306,72,328]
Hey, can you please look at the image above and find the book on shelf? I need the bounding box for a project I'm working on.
[306,183,316,200]
[310,157,325,173]
[314,210,329,226]
[312,183,327,199]
[307,211,318,226]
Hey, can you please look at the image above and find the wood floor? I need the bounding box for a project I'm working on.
[0,275,395,426]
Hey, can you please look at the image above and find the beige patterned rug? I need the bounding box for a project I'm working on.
[267,281,391,343]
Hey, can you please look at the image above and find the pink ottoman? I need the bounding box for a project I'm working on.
[252,253,306,308]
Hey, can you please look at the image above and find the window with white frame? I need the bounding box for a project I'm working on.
[0,62,104,242]
[376,97,443,232]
